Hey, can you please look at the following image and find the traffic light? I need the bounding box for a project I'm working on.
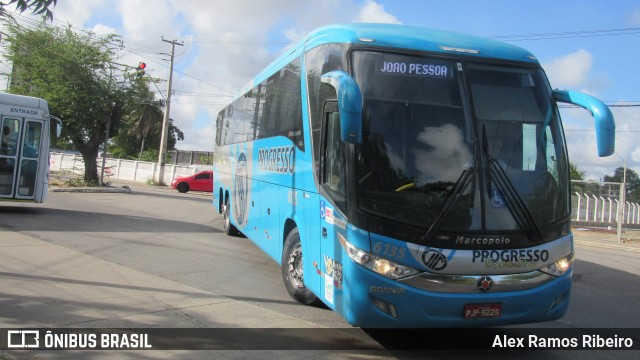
[136,62,146,77]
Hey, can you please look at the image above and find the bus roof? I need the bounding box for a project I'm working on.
[304,23,538,63]
[237,23,539,100]
[0,92,49,111]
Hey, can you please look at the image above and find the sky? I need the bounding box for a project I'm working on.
[2,0,639,181]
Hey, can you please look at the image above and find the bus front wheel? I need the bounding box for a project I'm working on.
[282,228,319,305]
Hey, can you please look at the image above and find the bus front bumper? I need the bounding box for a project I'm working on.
[339,260,572,328]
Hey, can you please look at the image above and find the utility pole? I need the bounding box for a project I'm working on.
[157,38,183,185]
[615,153,627,244]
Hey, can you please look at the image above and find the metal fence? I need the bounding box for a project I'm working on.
[571,180,640,228]
[49,152,213,185]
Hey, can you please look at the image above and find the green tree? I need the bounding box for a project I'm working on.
[0,0,57,21]
[569,162,586,180]
[110,77,184,162]
[110,110,184,162]
[2,19,148,183]
[603,167,640,202]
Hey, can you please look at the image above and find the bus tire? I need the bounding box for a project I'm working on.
[282,228,319,305]
[223,197,239,236]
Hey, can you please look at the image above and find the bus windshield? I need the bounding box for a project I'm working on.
[352,51,569,246]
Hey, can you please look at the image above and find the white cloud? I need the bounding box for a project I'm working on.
[4,0,405,152]
[118,0,181,43]
[562,103,640,181]
[53,0,108,27]
[541,49,637,180]
[129,0,373,151]
[631,9,640,25]
[354,1,402,24]
[91,24,117,37]
[543,49,592,89]
[632,147,640,163]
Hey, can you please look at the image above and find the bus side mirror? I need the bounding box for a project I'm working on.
[553,90,615,157]
[49,115,62,138]
[55,119,62,138]
[321,71,362,144]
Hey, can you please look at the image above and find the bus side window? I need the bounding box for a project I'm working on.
[1,118,20,156]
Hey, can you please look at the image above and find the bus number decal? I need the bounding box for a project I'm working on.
[257,145,295,175]
[372,242,406,259]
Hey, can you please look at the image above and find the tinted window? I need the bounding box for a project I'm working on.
[216,58,304,150]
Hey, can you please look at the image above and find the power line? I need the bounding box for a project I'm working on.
[489,27,640,41]
[189,39,291,47]
[560,105,640,108]
[565,129,640,132]
[5,11,640,106]
[559,104,640,108]
[171,68,235,95]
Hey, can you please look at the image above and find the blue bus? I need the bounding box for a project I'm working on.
[213,23,615,327]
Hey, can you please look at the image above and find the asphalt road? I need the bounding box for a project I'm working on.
[0,188,348,328]
[1,186,639,359]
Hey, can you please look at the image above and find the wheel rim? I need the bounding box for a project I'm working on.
[287,243,304,288]
[223,203,230,231]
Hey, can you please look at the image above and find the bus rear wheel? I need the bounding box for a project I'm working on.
[282,228,319,305]
[222,197,239,236]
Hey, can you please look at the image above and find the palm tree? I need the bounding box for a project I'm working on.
[569,162,586,180]
[131,103,163,160]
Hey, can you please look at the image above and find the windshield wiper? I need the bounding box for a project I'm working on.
[482,125,544,243]
[420,167,476,242]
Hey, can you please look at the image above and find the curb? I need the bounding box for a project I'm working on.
[574,239,640,253]
[49,186,132,194]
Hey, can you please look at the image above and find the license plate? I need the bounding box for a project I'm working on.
[463,303,502,319]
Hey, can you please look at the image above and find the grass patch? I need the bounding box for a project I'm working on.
[66,178,100,187]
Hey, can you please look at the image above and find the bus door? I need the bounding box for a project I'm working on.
[319,101,348,310]
[0,116,44,200]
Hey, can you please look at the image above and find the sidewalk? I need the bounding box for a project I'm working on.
[572,227,640,253]
[0,229,391,359]
[0,230,323,330]
[0,229,328,359]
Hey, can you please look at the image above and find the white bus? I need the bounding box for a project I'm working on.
[0,93,60,203]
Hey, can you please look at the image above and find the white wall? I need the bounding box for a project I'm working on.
[49,152,213,185]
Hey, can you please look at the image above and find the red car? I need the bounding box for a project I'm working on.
[170,170,213,193]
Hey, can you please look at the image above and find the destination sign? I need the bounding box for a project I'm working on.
[376,57,452,78]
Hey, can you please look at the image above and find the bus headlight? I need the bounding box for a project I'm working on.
[540,253,574,277]
[338,233,420,280]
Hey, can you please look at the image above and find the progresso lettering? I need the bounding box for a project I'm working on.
[378,61,450,78]
[472,249,549,263]
[258,146,295,175]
